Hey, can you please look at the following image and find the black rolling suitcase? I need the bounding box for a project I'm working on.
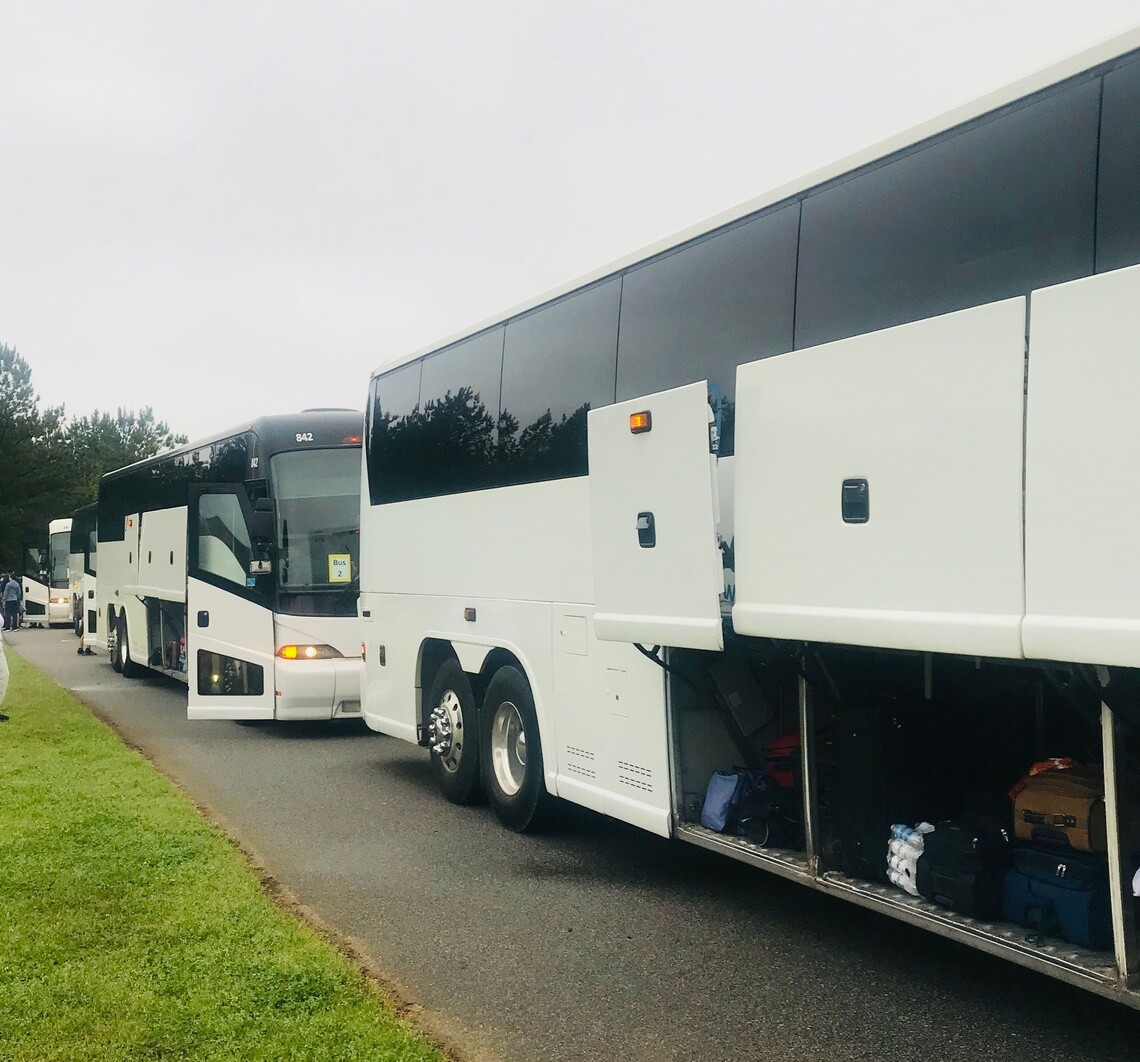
[916,816,1012,919]
[822,697,957,882]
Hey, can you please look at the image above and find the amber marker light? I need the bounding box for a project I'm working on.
[629,411,652,434]
[276,644,344,660]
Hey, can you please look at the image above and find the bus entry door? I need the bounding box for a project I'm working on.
[186,485,276,720]
[588,381,724,651]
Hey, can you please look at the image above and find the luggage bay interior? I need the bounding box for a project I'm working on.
[669,640,1139,1000]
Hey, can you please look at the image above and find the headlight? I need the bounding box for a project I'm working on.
[276,644,344,660]
[50,596,68,605]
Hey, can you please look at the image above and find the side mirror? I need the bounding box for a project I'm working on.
[248,511,274,541]
[248,497,275,541]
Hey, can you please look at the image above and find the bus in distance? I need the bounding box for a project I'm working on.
[46,517,73,627]
[70,504,98,653]
[98,409,364,721]
[358,30,1140,1007]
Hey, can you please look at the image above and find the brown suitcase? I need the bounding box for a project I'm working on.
[1013,767,1106,853]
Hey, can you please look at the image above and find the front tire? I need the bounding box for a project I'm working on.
[116,615,141,679]
[481,666,553,832]
[426,660,482,804]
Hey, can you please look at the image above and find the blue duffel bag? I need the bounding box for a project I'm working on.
[700,768,769,833]
[1003,846,1111,950]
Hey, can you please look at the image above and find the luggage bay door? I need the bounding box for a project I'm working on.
[588,381,724,651]
[187,485,276,720]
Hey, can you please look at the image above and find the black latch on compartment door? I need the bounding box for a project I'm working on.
[636,512,656,548]
[841,479,869,523]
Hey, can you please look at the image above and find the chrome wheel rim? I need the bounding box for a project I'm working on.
[490,700,527,797]
[428,690,465,773]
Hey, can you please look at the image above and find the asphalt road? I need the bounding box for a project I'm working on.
[9,627,1140,1061]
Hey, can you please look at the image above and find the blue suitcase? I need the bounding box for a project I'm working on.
[1002,847,1111,950]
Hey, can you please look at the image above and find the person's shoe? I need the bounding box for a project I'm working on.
[0,713,9,722]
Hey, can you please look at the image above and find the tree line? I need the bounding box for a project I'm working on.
[0,342,187,573]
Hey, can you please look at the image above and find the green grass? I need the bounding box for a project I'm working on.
[0,648,445,1062]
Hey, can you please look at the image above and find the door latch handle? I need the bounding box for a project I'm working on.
[636,512,656,549]
[197,610,209,628]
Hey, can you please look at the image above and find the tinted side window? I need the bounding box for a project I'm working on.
[366,361,422,505]
[616,207,798,454]
[796,79,1100,349]
[209,434,253,481]
[1098,58,1140,273]
[367,331,504,503]
[499,279,619,484]
[418,329,503,497]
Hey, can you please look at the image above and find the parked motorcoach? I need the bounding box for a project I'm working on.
[358,30,1140,1006]
[98,410,364,721]
[45,517,73,626]
[70,504,98,653]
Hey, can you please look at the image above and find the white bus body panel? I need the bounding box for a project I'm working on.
[21,576,49,615]
[588,381,724,651]
[99,513,141,646]
[1024,263,1140,666]
[273,613,362,720]
[81,573,99,651]
[551,604,671,836]
[360,475,673,836]
[732,299,1027,658]
[137,507,187,600]
[186,575,276,720]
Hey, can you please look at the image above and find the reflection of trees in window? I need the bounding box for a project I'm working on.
[371,387,595,501]
[211,437,250,481]
[497,402,591,485]
[374,386,497,501]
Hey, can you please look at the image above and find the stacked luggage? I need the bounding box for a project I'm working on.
[1002,762,1123,950]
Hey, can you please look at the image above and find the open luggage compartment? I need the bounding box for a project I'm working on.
[670,638,1140,1004]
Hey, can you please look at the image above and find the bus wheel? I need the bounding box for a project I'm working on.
[481,666,553,833]
[109,613,122,673]
[116,616,141,679]
[426,660,482,805]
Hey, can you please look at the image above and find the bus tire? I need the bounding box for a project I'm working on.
[117,615,141,679]
[426,660,483,805]
[109,611,122,673]
[481,666,553,833]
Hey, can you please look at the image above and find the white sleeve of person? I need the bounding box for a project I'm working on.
[887,822,935,897]
[0,627,8,707]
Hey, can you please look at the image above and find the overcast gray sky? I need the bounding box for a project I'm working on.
[2,1,1137,440]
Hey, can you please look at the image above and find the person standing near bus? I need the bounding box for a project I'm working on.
[1,573,22,631]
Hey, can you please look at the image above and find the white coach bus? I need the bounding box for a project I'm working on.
[46,517,73,626]
[18,518,74,628]
[98,410,364,721]
[360,31,1140,1004]
[69,503,98,653]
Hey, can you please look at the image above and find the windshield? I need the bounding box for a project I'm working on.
[49,532,69,588]
[268,448,360,595]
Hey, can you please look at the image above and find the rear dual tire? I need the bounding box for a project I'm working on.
[116,615,141,679]
[427,661,483,805]
[481,666,553,833]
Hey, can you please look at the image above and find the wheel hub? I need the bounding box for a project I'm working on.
[491,701,527,797]
[428,690,464,773]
